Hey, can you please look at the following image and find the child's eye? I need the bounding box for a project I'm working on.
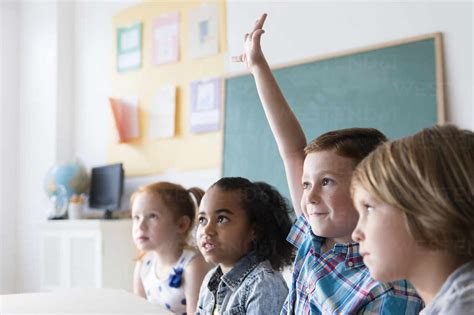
[365,204,375,213]
[198,217,207,225]
[302,182,310,190]
[217,216,229,224]
[132,215,140,221]
[321,178,333,186]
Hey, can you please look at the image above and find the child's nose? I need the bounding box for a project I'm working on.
[138,219,147,231]
[203,221,216,236]
[307,187,322,205]
[352,223,364,243]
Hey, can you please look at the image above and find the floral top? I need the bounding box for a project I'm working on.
[140,249,197,314]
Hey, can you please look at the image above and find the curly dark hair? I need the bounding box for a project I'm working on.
[211,177,294,270]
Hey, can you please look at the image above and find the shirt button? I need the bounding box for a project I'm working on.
[305,288,311,294]
[348,261,354,267]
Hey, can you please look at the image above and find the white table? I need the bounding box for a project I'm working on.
[0,288,172,314]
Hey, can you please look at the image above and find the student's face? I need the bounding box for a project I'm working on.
[131,192,183,252]
[196,187,255,273]
[300,150,359,244]
[352,185,419,281]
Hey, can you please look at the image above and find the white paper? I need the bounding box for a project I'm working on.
[149,86,176,139]
[153,13,179,65]
[118,51,141,70]
[121,30,139,51]
[190,78,221,133]
[188,4,219,59]
[117,23,142,71]
[196,81,216,110]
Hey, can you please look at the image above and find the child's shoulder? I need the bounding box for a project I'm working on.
[366,278,421,301]
[181,247,205,267]
[245,260,286,286]
[138,251,155,266]
[239,260,288,301]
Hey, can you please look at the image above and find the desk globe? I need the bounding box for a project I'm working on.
[44,159,89,219]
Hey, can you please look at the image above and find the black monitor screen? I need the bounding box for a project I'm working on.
[89,163,124,213]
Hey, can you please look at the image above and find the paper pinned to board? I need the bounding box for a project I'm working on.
[117,23,142,72]
[190,77,221,133]
[153,13,180,65]
[149,86,176,139]
[188,4,219,59]
[109,96,140,143]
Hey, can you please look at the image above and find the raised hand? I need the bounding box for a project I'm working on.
[232,13,268,72]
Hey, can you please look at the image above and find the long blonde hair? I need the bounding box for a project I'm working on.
[352,124,474,257]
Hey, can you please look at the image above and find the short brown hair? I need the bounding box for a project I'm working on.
[304,128,387,165]
[352,124,474,257]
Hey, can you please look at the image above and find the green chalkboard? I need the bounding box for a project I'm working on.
[223,34,444,201]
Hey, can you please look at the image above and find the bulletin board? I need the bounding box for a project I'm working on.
[109,0,227,176]
[223,33,445,201]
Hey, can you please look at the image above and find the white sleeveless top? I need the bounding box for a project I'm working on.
[140,249,197,314]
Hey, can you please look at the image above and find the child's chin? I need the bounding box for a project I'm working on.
[309,223,330,238]
[368,268,395,283]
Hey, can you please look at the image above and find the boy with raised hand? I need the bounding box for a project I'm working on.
[233,13,423,314]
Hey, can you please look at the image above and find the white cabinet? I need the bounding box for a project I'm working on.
[39,219,136,292]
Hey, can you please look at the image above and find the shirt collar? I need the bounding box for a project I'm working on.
[310,232,364,269]
[207,252,260,292]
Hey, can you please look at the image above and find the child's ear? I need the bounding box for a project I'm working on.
[177,216,191,233]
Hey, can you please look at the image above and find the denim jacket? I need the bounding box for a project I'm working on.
[196,253,288,314]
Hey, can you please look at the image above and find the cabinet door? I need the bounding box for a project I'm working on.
[68,231,102,288]
[39,232,63,290]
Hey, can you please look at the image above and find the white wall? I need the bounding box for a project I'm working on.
[4,0,472,294]
[16,0,60,293]
[227,1,473,130]
[0,1,20,294]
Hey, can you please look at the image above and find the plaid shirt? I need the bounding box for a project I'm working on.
[281,216,423,315]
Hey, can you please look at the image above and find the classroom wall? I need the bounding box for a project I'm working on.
[0,1,20,294]
[3,0,472,294]
[15,1,61,293]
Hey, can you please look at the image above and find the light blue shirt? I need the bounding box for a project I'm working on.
[421,261,474,315]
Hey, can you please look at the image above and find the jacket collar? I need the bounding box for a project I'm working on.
[208,252,261,292]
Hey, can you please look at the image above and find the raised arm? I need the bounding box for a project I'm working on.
[233,14,306,216]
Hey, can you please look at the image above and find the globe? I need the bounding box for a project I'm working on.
[44,159,89,218]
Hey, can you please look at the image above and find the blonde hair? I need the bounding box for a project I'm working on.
[352,124,474,257]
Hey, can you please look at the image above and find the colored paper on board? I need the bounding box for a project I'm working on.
[153,13,180,65]
[190,78,221,133]
[117,23,142,72]
[109,96,140,142]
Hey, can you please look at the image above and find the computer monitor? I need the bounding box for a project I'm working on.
[88,163,124,219]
